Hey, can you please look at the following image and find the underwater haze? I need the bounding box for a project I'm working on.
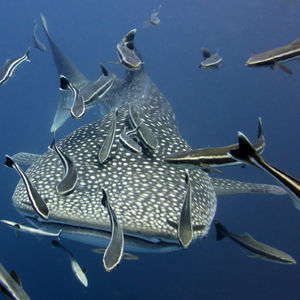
[0,0,300,299]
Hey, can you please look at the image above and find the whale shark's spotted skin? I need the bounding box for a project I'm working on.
[12,69,216,249]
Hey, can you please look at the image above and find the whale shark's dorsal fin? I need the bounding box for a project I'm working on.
[40,13,90,132]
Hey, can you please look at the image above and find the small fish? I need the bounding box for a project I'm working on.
[80,64,113,104]
[117,29,142,70]
[1,220,62,238]
[32,19,46,51]
[229,131,300,210]
[165,118,264,169]
[199,47,222,69]
[98,108,118,164]
[150,5,162,25]
[129,105,158,150]
[246,37,300,74]
[101,188,124,272]
[0,48,30,85]
[214,220,296,264]
[177,171,193,248]
[92,249,139,261]
[51,240,88,287]
[60,75,85,119]
[119,125,143,154]
[0,263,31,300]
[49,135,78,195]
[4,155,49,219]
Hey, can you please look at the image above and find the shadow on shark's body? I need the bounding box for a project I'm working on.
[10,16,287,254]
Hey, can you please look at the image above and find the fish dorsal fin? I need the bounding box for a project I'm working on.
[166,219,178,229]
[275,62,293,75]
[290,37,300,45]
[83,268,87,274]
[193,224,205,231]
[100,64,109,77]
[10,270,22,287]
[201,47,212,58]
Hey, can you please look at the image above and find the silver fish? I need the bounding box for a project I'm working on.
[49,136,78,195]
[5,155,49,220]
[150,5,162,25]
[60,75,85,119]
[32,19,46,51]
[199,47,222,69]
[1,220,62,238]
[101,189,124,272]
[117,29,142,70]
[229,131,300,210]
[246,37,300,75]
[51,240,88,287]
[165,118,264,169]
[98,108,118,164]
[10,20,287,256]
[0,263,31,300]
[214,221,296,264]
[0,48,30,86]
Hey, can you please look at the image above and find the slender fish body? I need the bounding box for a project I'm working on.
[214,221,296,264]
[0,49,31,85]
[4,155,49,219]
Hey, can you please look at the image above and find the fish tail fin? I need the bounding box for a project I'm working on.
[214,220,227,241]
[59,75,71,91]
[4,155,15,168]
[229,132,257,164]
[101,188,108,208]
[25,47,31,62]
[100,63,109,76]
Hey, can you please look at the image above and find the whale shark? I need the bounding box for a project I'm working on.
[8,15,287,259]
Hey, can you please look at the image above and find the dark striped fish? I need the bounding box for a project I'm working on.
[214,221,296,264]
[165,118,264,169]
[49,136,78,195]
[101,189,124,272]
[229,132,300,210]
[0,263,31,300]
[119,126,143,154]
[0,49,30,86]
[117,29,142,70]
[51,240,88,287]
[246,37,300,74]
[199,47,222,69]
[5,155,49,220]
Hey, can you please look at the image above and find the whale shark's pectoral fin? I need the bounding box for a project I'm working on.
[11,152,42,166]
[51,91,74,132]
[211,177,287,196]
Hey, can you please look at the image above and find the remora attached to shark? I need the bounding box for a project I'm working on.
[9,15,287,258]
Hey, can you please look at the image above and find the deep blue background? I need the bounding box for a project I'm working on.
[0,1,300,299]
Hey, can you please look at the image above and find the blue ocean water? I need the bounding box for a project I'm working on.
[0,0,300,299]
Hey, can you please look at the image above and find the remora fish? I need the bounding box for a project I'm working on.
[214,221,296,264]
[165,118,264,169]
[5,155,49,220]
[0,48,30,86]
[49,136,78,195]
[101,189,124,272]
[51,240,88,287]
[0,263,31,300]
[10,21,287,256]
[229,131,300,210]
[32,19,46,51]
[246,37,300,74]
[150,5,162,25]
[59,75,85,119]
[199,47,222,69]
[119,126,143,154]
[1,220,62,238]
[117,29,142,70]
